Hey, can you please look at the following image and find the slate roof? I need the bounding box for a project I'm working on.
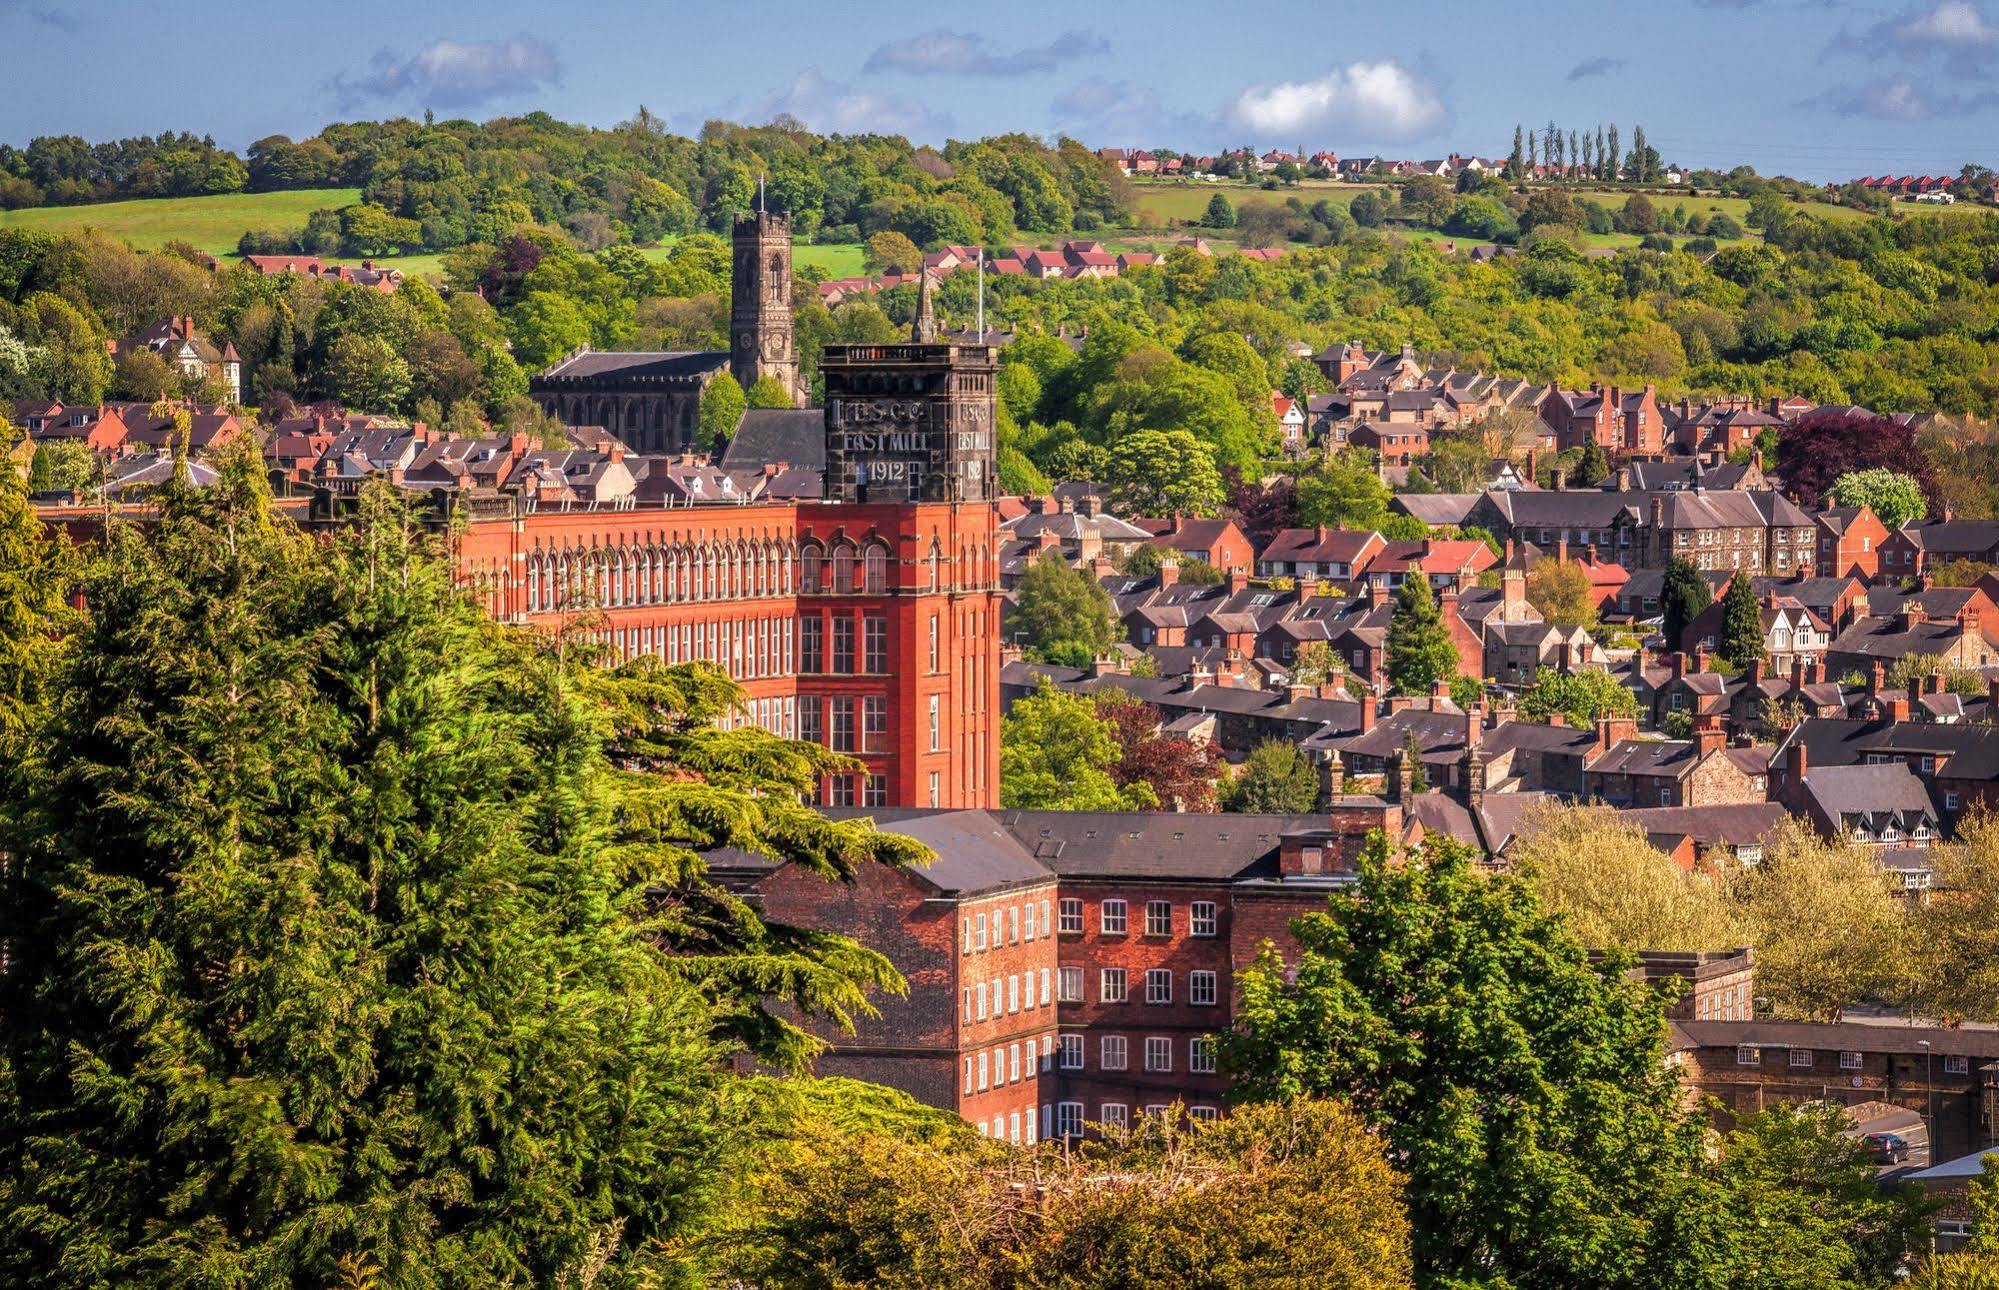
[536,349,729,381]
[996,810,1321,881]
[1777,717,1999,780]
[719,408,826,471]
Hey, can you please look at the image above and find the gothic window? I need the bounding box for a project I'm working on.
[831,544,857,594]
[863,544,889,594]
[928,540,943,591]
[799,543,823,594]
[526,554,543,613]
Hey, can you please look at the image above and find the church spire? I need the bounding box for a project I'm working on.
[911,269,938,343]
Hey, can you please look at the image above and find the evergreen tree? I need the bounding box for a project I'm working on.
[1596,125,1609,180]
[1607,124,1620,181]
[1386,574,1459,696]
[1576,438,1611,487]
[0,416,73,746]
[1716,573,1766,670]
[1203,193,1238,229]
[0,452,925,1283]
[1402,729,1430,793]
[1527,132,1537,170]
[1661,556,1712,652]
[1507,125,1525,180]
[1569,130,1580,178]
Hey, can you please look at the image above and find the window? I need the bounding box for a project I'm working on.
[1190,970,1218,1006]
[1099,1102,1127,1129]
[1040,899,1051,937]
[853,695,884,754]
[1145,1037,1172,1072]
[1100,900,1128,935]
[1789,1048,1813,1069]
[863,774,887,807]
[977,1051,989,1091]
[1007,975,1019,1013]
[826,773,857,808]
[1145,968,1172,1005]
[1840,1051,1863,1071]
[1056,1102,1083,1138]
[961,917,973,955]
[799,616,823,672]
[1100,968,1127,1003]
[1039,967,1051,1006]
[963,1057,973,1095]
[1008,1111,1021,1143]
[1736,1045,1761,1066]
[1189,1105,1219,1122]
[1022,903,1035,941]
[1058,1035,1083,1069]
[799,546,822,594]
[1058,966,1083,1003]
[928,772,939,807]
[1058,898,1083,934]
[928,615,940,672]
[1026,1039,1037,1072]
[1145,900,1171,937]
[928,695,941,751]
[975,912,989,951]
[829,697,855,752]
[798,699,823,746]
[863,616,887,673]
[831,616,855,674]
[1008,906,1019,944]
[1100,1036,1127,1070]
[976,982,988,1021]
[863,544,888,594]
[1190,901,1218,937]
[1947,1055,1971,1075]
[1190,1037,1217,1074]
[1009,1043,1020,1083]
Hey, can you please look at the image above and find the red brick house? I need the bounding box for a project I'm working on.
[1815,505,1889,580]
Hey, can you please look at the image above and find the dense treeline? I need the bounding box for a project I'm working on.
[3,113,1139,259]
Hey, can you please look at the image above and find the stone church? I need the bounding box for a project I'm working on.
[529,211,802,452]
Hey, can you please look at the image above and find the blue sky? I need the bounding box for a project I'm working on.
[5,0,1997,180]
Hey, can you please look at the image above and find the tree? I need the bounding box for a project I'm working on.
[1716,572,1765,667]
[745,374,795,408]
[1911,815,1999,1022]
[1399,175,1455,228]
[319,331,412,412]
[1103,428,1225,516]
[1516,666,1637,728]
[1011,550,1121,664]
[863,229,922,274]
[698,370,747,450]
[1778,409,1936,511]
[1226,834,1721,1288]
[1729,821,1911,1020]
[1829,467,1927,529]
[1661,557,1712,651]
[1000,678,1155,809]
[1096,690,1221,811]
[1576,437,1611,487]
[26,440,94,493]
[0,418,72,748]
[1287,639,1344,686]
[1618,193,1658,234]
[1525,558,1600,630]
[1224,739,1320,813]
[1202,193,1238,228]
[1296,453,1393,530]
[1349,190,1387,228]
[1511,803,1746,952]
[111,347,176,401]
[1385,574,1459,696]
[720,1095,1414,1288]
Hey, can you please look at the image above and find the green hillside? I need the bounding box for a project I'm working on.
[0,188,361,257]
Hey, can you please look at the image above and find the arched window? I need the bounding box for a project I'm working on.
[863,543,889,594]
[799,543,823,594]
[927,540,943,592]
[526,553,543,613]
[831,543,857,594]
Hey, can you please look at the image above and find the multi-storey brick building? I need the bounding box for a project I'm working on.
[716,803,1395,1140]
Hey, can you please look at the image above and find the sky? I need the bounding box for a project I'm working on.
[4,0,1998,181]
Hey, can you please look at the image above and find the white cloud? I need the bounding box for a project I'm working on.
[866,30,1106,76]
[746,68,952,140]
[1228,61,1446,143]
[331,36,560,110]
[1899,0,1999,44]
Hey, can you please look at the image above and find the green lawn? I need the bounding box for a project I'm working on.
[0,188,361,257]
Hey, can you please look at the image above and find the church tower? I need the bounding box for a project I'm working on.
[730,211,801,405]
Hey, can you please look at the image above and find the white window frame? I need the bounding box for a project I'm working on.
[975,912,988,951]
[1947,1054,1971,1075]
[1057,1101,1083,1138]
[1789,1048,1813,1069]
[1190,1036,1217,1074]
[1736,1045,1760,1066]
[1100,899,1128,935]
[1840,1051,1862,1071]
[1145,1036,1172,1072]
[1058,966,1083,1003]
[978,1050,989,1090]
[1099,1102,1128,1130]
[1145,900,1172,937]
[1100,1035,1128,1071]
[1058,897,1083,934]
[1190,970,1218,1006]
[1145,968,1172,1005]
[1190,901,1218,937]
[1058,1034,1083,1070]
[1101,967,1127,1003]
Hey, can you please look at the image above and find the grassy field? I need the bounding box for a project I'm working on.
[0,188,361,257]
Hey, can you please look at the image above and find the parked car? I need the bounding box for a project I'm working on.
[1864,1132,1911,1164]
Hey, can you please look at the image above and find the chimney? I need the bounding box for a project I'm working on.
[1090,553,1114,580]
[1368,580,1392,609]
[1228,568,1250,595]
[1786,737,1808,783]
[1887,697,1911,724]
[1790,656,1805,692]
[1157,559,1180,588]
[1671,651,1687,681]
[1692,646,1710,674]
[1595,714,1637,755]
[1694,714,1726,760]
[1358,697,1377,733]
[1299,573,1321,600]
[1464,702,1484,752]
[1868,659,1885,697]
[1387,747,1410,802]
[1317,749,1345,809]
[1747,657,1765,690]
